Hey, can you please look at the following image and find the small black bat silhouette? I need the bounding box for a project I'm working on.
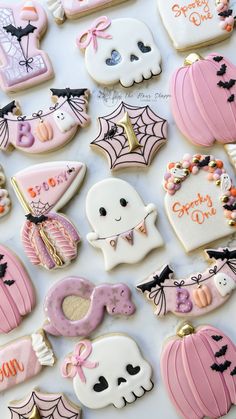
[3,24,37,41]
[0,101,16,118]
[198,156,210,167]
[212,335,223,342]
[217,64,227,76]
[215,345,228,358]
[51,88,88,99]
[206,248,236,261]
[26,213,48,225]
[230,366,236,376]
[0,262,7,278]
[4,280,15,287]
[137,265,174,293]
[228,94,235,103]
[213,56,223,62]
[224,203,236,211]
[211,360,231,373]
[218,9,233,18]
[218,79,236,90]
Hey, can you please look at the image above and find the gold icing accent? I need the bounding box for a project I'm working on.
[117,112,141,152]
[177,323,195,338]
[184,53,203,66]
[39,227,63,267]
[11,176,32,213]
[29,406,41,419]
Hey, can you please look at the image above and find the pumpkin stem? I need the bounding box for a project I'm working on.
[184,53,203,66]
[177,323,195,338]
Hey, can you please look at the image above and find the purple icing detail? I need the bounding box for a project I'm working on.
[47,212,80,241]
[175,288,193,313]
[43,277,135,337]
[16,121,35,147]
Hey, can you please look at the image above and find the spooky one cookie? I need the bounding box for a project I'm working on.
[62,335,153,409]
[86,178,163,271]
[0,1,54,93]
[8,389,81,419]
[77,16,162,87]
[0,88,90,154]
[161,322,236,419]
[91,102,167,170]
[137,247,236,317]
[0,165,11,218]
[47,0,129,24]
[163,154,236,252]
[0,330,54,392]
[44,277,135,337]
[11,161,86,270]
[171,53,236,146]
[158,0,234,51]
[0,245,35,333]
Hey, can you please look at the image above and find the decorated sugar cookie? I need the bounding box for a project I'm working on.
[158,0,234,51]
[163,154,236,252]
[0,330,54,392]
[86,178,163,271]
[0,166,11,218]
[0,1,54,93]
[225,144,236,172]
[47,0,129,24]
[62,334,153,409]
[91,102,167,170]
[11,161,86,270]
[0,88,90,154]
[161,323,236,419]
[44,277,135,337]
[137,247,236,317]
[9,389,81,419]
[0,245,35,333]
[171,53,236,146]
[77,16,162,87]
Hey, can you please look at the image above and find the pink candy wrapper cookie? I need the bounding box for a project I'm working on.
[0,1,54,93]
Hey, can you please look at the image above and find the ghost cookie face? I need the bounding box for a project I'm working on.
[77,17,162,87]
[62,335,153,409]
[158,0,234,51]
[86,178,163,270]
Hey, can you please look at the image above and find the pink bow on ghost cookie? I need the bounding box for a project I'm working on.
[77,16,112,51]
[62,340,98,383]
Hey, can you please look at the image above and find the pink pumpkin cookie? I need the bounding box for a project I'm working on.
[11,161,86,270]
[44,276,135,337]
[0,1,54,93]
[171,53,236,146]
[0,245,35,333]
[91,102,167,170]
[161,323,236,419]
[0,88,90,154]
[0,165,11,218]
[137,248,236,317]
[163,154,236,252]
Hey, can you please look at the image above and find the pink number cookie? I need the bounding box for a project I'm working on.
[0,88,90,154]
[44,276,135,337]
[171,53,236,147]
[137,247,236,317]
[161,323,236,419]
[0,245,35,333]
[47,0,130,24]
[0,1,54,93]
[91,102,167,170]
[0,330,54,392]
[163,154,236,252]
[11,161,86,270]
[9,389,81,419]
[0,165,10,218]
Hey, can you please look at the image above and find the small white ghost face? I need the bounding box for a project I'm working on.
[214,272,236,297]
[86,178,148,237]
[85,18,161,87]
[54,110,76,133]
[73,335,153,409]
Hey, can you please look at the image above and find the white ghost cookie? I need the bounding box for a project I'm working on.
[53,109,76,133]
[76,16,162,87]
[86,178,163,270]
[214,272,236,297]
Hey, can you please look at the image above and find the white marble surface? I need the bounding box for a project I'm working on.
[1,0,236,418]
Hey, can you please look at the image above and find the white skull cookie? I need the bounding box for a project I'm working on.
[86,178,163,270]
[62,335,153,409]
[0,166,11,218]
[77,16,162,87]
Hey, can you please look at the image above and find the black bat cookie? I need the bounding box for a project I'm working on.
[137,265,174,293]
[51,88,88,99]
[206,248,236,261]
[3,23,37,41]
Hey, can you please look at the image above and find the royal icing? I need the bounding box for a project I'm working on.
[137,247,236,317]
[0,88,90,154]
[163,154,236,252]
[225,144,236,172]
[44,277,135,337]
[62,335,153,409]
[0,1,54,93]
[77,16,162,87]
[158,0,234,51]
[0,166,11,218]
[91,102,167,170]
[0,245,35,333]
[11,161,86,270]
[0,330,54,392]
[161,323,236,419]
[86,178,163,271]
[171,53,236,146]
[9,389,81,419]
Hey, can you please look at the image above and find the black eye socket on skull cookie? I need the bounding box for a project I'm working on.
[105,50,122,66]
[93,376,109,392]
[126,364,141,375]
[120,198,128,207]
[99,207,107,216]
[138,41,151,53]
